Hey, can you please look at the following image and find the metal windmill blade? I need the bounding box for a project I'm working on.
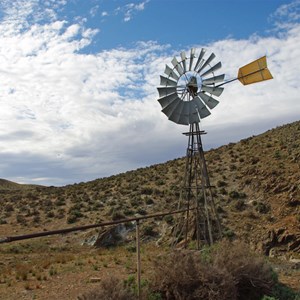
[157,48,225,125]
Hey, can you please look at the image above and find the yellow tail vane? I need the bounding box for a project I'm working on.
[238,56,273,85]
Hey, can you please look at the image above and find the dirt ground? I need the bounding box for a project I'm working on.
[0,238,299,300]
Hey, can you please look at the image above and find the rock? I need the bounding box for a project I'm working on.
[94,223,134,248]
[81,223,135,248]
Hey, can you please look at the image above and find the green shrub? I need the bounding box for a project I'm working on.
[145,197,154,205]
[217,180,227,187]
[111,210,125,221]
[142,225,156,237]
[255,202,271,214]
[229,191,240,199]
[164,215,174,225]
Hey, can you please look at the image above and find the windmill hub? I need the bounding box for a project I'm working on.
[187,76,199,97]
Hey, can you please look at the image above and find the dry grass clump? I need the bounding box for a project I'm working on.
[77,276,135,300]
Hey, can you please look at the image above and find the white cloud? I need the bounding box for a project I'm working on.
[270,0,300,30]
[0,0,299,186]
[111,0,149,22]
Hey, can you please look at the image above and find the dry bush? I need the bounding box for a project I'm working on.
[77,241,278,300]
[211,240,275,300]
[149,240,276,300]
[150,250,236,300]
[78,276,135,300]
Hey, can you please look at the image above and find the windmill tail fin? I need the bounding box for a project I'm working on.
[238,56,273,85]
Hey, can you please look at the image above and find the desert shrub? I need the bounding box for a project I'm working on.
[164,215,174,225]
[229,190,240,199]
[123,208,134,216]
[0,218,7,224]
[111,210,125,221]
[67,212,81,224]
[150,240,278,300]
[130,197,142,208]
[46,211,55,218]
[145,197,154,205]
[255,201,271,214]
[5,204,14,212]
[229,191,247,199]
[271,281,300,300]
[150,250,236,300]
[32,215,40,223]
[141,186,153,195]
[143,225,156,237]
[136,208,147,215]
[78,241,297,300]
[78,276,135,300]
[217,180,227,187]
[223,228,235,238]
[16,214,27,225]
[55,197,65,206]
[219,187,228,195]
[233,199,246,211]
[211,240,274,300]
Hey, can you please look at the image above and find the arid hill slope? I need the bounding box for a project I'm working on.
[0,120,299,257]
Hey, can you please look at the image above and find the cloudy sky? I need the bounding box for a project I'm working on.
[0,0,299,186]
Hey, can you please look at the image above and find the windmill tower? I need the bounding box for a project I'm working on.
[157,48,273,248]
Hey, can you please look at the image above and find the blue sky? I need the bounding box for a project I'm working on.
[0,0,299,186]
[47,0,291,51]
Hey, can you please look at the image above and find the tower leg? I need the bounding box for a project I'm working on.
[174,122,222,248]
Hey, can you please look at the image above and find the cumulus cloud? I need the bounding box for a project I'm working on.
[0,0,299,186]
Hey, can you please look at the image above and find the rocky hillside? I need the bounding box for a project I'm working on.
[0,120,299,258]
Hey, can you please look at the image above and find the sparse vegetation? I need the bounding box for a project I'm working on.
[78,241,300,300]
[0,120,300,299]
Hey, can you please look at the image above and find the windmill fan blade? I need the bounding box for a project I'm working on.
[162,97,181,117]
[187,101,200,124]
[201,85,224,97]
[198,92,219,109]
[158,92,178,109]
[197,53,216,73]
[202,74,225,85]
[160,75,177,87]
[189,48,196,71]
[164,65,179,81]
[180,51,187,73]
[171,56,184,76]
[194,48,206,72]
[168,101,185,124]
[157,86,176,97]
[189,110,201,124]
[194,96,211,119]
[201,62,222,78]
[181,101,190,116]
[178,113,190,125]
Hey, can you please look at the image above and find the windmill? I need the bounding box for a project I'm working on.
[157,48,273,248]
